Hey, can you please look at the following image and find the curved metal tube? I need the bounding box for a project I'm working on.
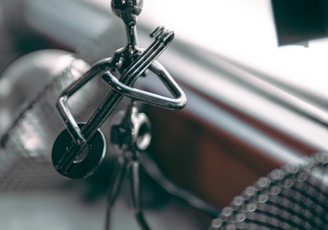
[102,60,187,110]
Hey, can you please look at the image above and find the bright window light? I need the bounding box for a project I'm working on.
[139,0,328,101]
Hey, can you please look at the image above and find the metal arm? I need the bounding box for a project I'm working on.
[56,60,112,146]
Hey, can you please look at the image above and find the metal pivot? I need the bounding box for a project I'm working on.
[51,0,186,179]
[105,102,152,230]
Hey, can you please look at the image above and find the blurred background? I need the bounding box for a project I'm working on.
[1,0,328,229]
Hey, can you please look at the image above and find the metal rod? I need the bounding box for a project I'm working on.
[81,30,173,144]
[105,156,127,230]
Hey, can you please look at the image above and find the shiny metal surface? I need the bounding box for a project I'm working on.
[110,105,151,152]
[111,0,143,26]
[52,123,106,179]
[49,1,187,229]
[105,104,152,230]
[52,0,186,180]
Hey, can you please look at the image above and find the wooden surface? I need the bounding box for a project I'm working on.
[145,84,319,208]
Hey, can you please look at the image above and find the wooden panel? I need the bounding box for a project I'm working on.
[145,86,319,208]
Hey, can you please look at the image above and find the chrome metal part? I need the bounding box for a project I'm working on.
[51,0,186,180]
[105,103,151,230]
[111,0,143,26]
[110,104,151,152]
[49,1,187,229]
[52,123,106,179]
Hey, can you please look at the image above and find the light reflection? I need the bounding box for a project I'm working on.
[139,0,328,103]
